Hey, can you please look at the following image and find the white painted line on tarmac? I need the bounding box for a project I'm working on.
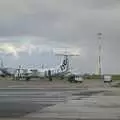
[0,87,83,90]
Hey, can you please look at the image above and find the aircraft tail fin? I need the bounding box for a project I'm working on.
[59,56,69,72]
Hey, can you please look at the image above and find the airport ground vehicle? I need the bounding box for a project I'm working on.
[68,74,84,83]
[104,75,112,83]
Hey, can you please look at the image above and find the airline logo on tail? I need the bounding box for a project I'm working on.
[60,56,69,72]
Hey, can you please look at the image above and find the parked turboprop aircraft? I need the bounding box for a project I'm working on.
[14,55,70,80]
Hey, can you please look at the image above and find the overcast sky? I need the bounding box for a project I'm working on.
[0,0,120,74]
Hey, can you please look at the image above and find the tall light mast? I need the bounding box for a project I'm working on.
[97,33,102,75]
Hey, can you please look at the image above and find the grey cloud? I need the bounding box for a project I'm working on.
[0,0,120,73]
[78,0,120,9]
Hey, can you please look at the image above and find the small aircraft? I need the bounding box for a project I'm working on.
[14,55,70,80]
[0,67,17,76]
[0,58,16,77]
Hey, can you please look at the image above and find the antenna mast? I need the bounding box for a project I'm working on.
[97,33,102,75]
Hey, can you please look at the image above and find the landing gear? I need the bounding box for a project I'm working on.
[68,75,75,83]
[48,70,52,81]
[26,77,30,81]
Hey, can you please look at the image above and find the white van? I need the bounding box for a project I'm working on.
[104,75,112,83]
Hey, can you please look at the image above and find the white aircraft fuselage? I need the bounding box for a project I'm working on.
[14,55,70,79]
